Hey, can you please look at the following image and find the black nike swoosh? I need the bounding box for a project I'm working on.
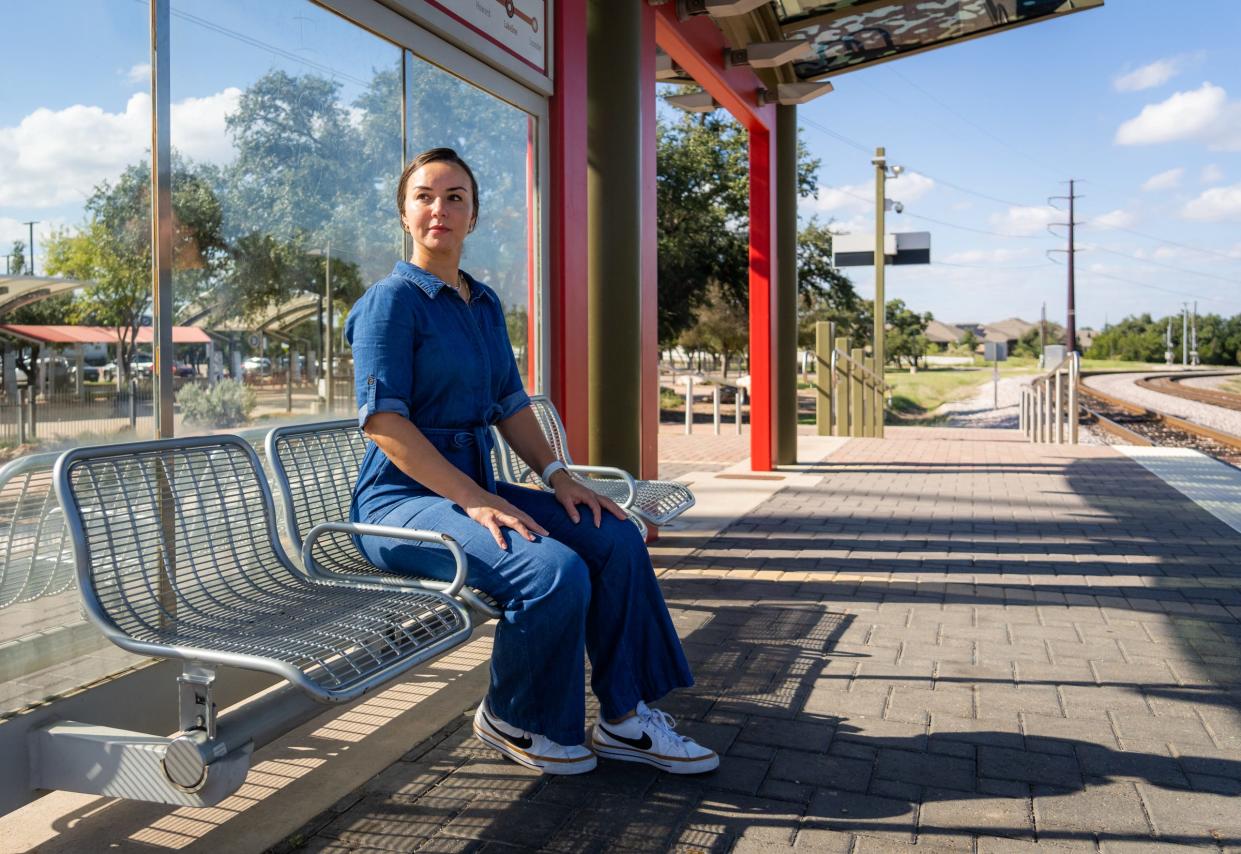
[600,724,652,750]
[483,710,533,750]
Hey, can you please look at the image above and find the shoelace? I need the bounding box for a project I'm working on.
[638,706,687,742]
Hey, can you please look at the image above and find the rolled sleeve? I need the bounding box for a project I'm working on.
[345,282,415,429]
[493,299,531,422]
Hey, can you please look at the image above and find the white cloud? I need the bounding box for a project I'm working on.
[1141,167,1183,191]
[1114,57,1183,92]
[1093,208,1136,229]
[1181,182,1241,221]
[1201,163,1225,184]
[942,248,1033,264]
[1115,83,1241,151]
[989,205,1058,236]
[170,88,242,164]
[0,88,241,209]
[124,63,151,86]
[811,171,934,216]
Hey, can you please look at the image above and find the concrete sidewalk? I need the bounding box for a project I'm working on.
[8,427,1241,852]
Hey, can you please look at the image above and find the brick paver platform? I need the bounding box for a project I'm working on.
[282,428,1241,852]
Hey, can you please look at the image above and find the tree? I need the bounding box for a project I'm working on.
[885,298,932,368]
[1083,315,1164,362]
[656,95,820,347]
[44,158,224,384]
[684,281,749,376]
[796,218,864,349]
[958,328,979,354]
[8,240,25,276]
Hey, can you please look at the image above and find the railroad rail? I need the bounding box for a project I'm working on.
[1134,372,1241,413]
[1077,382,1241,467]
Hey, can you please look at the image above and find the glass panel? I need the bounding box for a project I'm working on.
[782,0,1100,80]
[0,0,153,715]
[170,0,405,431]
[405,55,538,388]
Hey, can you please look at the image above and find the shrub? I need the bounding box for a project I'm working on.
[176,379,256,427]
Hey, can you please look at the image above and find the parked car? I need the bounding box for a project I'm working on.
[70,363,102,383]
[242,356,273,376]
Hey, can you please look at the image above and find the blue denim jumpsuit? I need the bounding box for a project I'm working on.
[345,261,693,746]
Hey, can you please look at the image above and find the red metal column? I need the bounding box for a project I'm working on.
[748,126,774,471]
[549,0,589,461]
[639,3,659,481]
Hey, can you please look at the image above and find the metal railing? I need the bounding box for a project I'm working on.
[677,374,747,435]
[813,321,889,438]
[1020,351,1079,444]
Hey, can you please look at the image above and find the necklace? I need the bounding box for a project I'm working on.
[451,272,469,300]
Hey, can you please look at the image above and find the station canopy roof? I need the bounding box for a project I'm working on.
[0,275,88,318]
[661,1,1102,94]
[0,324,212,345]
[778,0,1103,81]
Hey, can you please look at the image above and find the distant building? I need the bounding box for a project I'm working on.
[1077,327,1097,351]
[925,320,967,350]
[982,317,1036,350]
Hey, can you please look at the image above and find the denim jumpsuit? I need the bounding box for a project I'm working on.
[345,261,693,746]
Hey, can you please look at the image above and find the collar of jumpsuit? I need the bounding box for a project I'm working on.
[393,259,495,305]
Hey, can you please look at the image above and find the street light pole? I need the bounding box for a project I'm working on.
[1182,303,1189,367]
[22,221,39,275]
[873,147,886,439]
[324,239,334,412]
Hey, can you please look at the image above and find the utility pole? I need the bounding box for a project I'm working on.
[1182,303,1189,367]
[1165,317,1174,366]
[1191,301,1199,366]
[1040,302,1046,363]
[1047,182,1080,353]
[22,221,39,275]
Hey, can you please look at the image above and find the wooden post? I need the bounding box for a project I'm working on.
[815,321,832,436]
[851,347,865,438]
[835,337,849,437]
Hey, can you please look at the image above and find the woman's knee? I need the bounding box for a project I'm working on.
[522,542,591,608]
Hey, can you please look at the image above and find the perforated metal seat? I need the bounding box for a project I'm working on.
[493,395,695,528]
[266,421,501,618]
[54,436,473,703]
[0,451,74,610]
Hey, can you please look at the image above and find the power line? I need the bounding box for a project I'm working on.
[823,184,1048,240]
[1087,221,1241,264]
[1087,245,1240,286]
[1079,270,1221,304]
[799,115,873,155]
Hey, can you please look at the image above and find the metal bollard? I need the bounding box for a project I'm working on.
[683,376,693,435]
[1068,355,1079,443]
[129,378,138,429]
[1054,369,1063,444]
[16,387,26,445]
[712,385,721,435]
[736,384,746,433]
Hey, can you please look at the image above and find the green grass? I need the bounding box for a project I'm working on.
[1222,376,1241,395]
[882,362,1040,415]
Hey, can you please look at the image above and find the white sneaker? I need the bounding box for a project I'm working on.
[591,701,720,774]
[473,701,597,775]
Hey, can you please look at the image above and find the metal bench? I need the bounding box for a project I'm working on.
[37,434,474,807]
[492,395,695,530]
[0,451,74,611]
[266,420,502,619]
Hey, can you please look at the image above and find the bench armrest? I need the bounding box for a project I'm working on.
[565,465,637,508]
[302,522,469,599]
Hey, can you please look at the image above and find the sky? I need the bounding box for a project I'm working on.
[796,0,1241,330]
[3,0,1241,331]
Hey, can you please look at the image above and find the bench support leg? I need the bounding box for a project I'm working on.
[179,661,218,739]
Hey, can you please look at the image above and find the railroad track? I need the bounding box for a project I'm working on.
[1077,383,1241,467]
[1134,372,1241,413]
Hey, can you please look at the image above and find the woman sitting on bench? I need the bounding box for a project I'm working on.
[345,147,717,776]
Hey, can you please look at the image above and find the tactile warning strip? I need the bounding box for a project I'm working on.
[1116,446,1241,535]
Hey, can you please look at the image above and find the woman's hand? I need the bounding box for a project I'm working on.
[462,491,549,550]
[548,470,628,527]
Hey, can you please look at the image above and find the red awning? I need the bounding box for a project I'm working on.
[0,325,212,345]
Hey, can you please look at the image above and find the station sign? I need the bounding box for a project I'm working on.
[833,231,931,267]
[423,0,548,75]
